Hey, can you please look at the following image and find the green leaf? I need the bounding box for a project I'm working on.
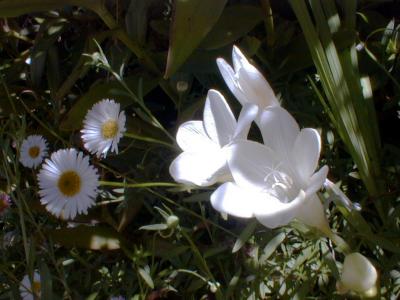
[60,75,158,131]
[39,262,53,300]
[46,225,123,250]
[259,232,286,265]
[138,266,154,289]
[232,219,258,253]
[201,5,263,50]
[164,0,227,78]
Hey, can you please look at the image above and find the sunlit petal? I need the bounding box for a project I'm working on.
[176,121,217,152]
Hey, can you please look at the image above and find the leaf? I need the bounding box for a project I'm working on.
[138,266,154,289]
[46,225,123,250]
[164,0,227,78]
[259,232,286,265]
[60,75,158,131]
[39,261,53,300]
[201,5,264,50]
[232,219,258,253]
[139,223,168,231]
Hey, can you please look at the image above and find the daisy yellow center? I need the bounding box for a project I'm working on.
[28,146,40,158]
[57,171,81,197]
[32,281,41,296]
[101,119,119,139]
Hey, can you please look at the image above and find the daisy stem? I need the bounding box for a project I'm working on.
[124,132,176,149]
[99,181,179,188]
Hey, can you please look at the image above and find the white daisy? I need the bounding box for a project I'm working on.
[37,148,99,220]
[81,99,126,157]
[19,135,48,168]
[19,271,41,300]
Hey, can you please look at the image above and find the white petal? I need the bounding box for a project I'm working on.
[255,190,306,228]
[259,106,299,161]
[233,104,258,140]
[210,182,258,218]
[216,58,247,106]
[292,128,321,180]
[203,89,236,147]
[306,165,329,195]
[169,151,227,186]
[295,194,330,234]
[227,140,278,191]
[176,121,217,152]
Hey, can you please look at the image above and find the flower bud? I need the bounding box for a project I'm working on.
[337,252,378,296]
[166,215,179,229]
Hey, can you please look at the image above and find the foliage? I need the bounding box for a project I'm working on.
[0,0,399,299]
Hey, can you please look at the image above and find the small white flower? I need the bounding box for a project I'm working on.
[217,46,279,111]
[19,135,48,168]
[211,106,330,233]
[19,271,41,300]
[81,99,126,157]
[169,89,258,187]
[37,149,99,220]
[338,252,378,296]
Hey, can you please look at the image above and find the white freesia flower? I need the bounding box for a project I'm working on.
[169,89,258,187]
[19,135,48,168]
[81,99,126,157]
[217,46,279,111]
[37,149,99,220]
[211,106,330,233]
[338,252,378,296]
[19,271,41,300]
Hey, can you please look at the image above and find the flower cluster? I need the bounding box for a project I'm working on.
[19,99,126,221]
[170,46,329,233]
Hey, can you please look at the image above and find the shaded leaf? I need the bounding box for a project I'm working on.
[164,0,227,78]
[46,225,123,250]
[232,219,258,253]
[201,5,263,50]
[138,266,154,289]
[259,232,286,264]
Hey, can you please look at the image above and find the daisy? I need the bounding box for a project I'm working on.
[37,149,99,220]
[19,135,48,168]
[81,99,126,157]
[19,271,41,300]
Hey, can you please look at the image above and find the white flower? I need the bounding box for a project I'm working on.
[217,46,279,111]
[37,149,99,220]
[169,89,258,187]
[81,99,126,157]
[338,252,378,296]
[19,135,48,168]
[211,106,330,233]
[19,271,41,300]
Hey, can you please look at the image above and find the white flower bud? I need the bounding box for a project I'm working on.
[338,252,378,296]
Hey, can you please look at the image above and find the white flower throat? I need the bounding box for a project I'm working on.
[263,166,298,202]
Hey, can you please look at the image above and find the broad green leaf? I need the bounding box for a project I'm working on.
[232,219,258,253]
[164,0,227,78]
[60,75,158,131]
[46,225,123,250]
[201,5,263,50]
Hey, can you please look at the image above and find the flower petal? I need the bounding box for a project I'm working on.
[292,128,321,180]
[169,151,227,187]
[203,89,236,147]
[255,190,306,228]
[306,165,329,195]
[295,194,330,234]
[259,106,299,161]
[216,58,247,106]
[227,140,278,191]
[176,121,217,152]
[233,103,258,140]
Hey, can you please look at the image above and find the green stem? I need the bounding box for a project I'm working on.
[99,181,179,188]
[124,132,175,149]
[326,231,351,255]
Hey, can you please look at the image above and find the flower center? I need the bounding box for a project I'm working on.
[28,146,40,158]
[57,171,81,197]
[263,169,296,202]
[32,281,41,296]
[101,119,119,139]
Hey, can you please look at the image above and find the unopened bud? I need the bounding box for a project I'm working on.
[337,252,377,296]
[166,215,179,229]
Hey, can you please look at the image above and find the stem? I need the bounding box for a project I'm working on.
[124,132,176,149]
[99,181,179,188]
[327,231,351,255]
